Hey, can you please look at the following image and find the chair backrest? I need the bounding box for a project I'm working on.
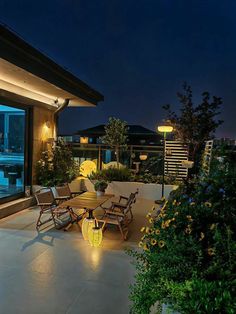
[55,184,71,198]
[35,188,55,206]
[128,189,139,206]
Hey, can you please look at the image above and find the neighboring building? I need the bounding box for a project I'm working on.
[73,124,161,145]
[0,24,103,207]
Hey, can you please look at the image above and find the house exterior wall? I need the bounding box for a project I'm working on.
[32,105,56,184]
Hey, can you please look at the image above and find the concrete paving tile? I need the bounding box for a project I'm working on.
[67,281,131,314]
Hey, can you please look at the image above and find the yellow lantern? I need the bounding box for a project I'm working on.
[82,217,95,240]
[88,221,103,247]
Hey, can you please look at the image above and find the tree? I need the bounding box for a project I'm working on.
[163,83,223,173]
[101,117,128,168]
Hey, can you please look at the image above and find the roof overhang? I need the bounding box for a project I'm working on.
[0,25,104,109]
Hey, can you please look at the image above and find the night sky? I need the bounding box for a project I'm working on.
[1,0,236,138]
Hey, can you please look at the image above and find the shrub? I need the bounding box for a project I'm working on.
[128,150,236,314]
[88,167,132,182]
[36,140,79,186]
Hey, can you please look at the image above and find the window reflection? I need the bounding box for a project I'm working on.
[0,105,25,199]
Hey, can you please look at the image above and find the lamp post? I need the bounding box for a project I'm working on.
[157,125,173,199]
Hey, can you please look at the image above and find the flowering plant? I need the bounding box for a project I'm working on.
[128,151,236,314]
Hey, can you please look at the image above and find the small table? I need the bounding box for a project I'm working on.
[58,192,114,225]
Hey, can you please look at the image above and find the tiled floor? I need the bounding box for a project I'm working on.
[0,198,154,314]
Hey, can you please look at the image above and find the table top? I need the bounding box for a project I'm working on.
[58,192,114,210]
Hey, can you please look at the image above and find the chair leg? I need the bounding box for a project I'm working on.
[118,222,126,240]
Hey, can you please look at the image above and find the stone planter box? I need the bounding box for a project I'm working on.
[79,178,178,201]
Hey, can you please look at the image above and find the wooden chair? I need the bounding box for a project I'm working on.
[96,203,133,240]
[96,191,138,240]
[34,188,73,230]
[55,183,83,200]
[101,189,138,222]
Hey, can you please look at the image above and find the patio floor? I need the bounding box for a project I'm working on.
[0,197,154,314]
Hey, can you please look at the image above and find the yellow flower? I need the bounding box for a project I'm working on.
[185,226,192,234]
[190,202,195,206]
[207,248,215,256]
[140,226,146,233]
[143,244,149,251]
[205,202,212,208]
[141,235,145,241]
[155,229,160,235]
[151,238,157,246]
[186,215,193,222]
[151,206,156,211]
[199,232,205,241]
[149,218,154,224]
[146,212,152,218]
[210,224,216,230]
[172,200,177,206]
[161,196,166,201]
[146,227,152,234]
[159,240,165,248]
[174,211,179,216]
[138,241,143,247]
[161,222,166,229]
[171,217,176,221]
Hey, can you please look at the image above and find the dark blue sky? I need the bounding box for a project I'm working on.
[1,0,236,138]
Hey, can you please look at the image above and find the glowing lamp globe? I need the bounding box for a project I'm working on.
[82,217,95,240]
[88,224,103,247]
[157,125,173,133]
[139,154,148,161]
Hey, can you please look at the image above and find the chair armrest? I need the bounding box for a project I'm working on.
[111,201,126,208]
[71,191,83,196]
[37,202,52,206]
[105,210,124,217]
[119,195,128,202]
[55,196,70,200]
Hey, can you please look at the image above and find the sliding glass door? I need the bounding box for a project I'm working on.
[0,104,25,200]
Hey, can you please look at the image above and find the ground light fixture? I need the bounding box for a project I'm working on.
[82,212,95,240]
[157,124,173,198]
[88,220,103,247]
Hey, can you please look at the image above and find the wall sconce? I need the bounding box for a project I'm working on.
[45,121,51,129]
[80,136,89,144]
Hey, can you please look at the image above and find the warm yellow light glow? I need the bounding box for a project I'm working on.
[139,154,148,161]
[88,226,103,247]
[80,136,89,144]
[157,125,173,133]
[41,121,53,142]
[82,218,95,240]
[80,160,97,177]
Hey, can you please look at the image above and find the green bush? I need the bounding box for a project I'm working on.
[128,150,236,314]
[88,167,132,182]
[36,140,79,186]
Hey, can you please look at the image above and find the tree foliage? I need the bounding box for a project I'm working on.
[101,117,128,167]
[163,83,223,171]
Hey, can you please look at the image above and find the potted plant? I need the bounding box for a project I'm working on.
[94,180,108,196]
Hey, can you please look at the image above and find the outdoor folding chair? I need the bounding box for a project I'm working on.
[101,189,139,222]
[34,188,73,230]
[96,201,134,240]
[55,183,83,200]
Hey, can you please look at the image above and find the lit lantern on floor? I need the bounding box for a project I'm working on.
[82,217,95,240]
[88,221,103,247]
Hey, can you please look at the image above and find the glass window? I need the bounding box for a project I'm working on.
[0,104,25,199]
